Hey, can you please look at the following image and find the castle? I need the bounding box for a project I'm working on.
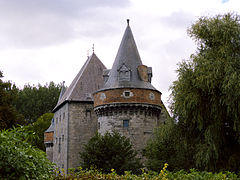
[44,20,169,171]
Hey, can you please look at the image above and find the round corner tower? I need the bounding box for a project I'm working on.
[93,20,163,152]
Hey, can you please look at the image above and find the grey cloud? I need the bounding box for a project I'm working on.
[0,0,130,48]
[164,36,196,59]
[160,11,195,29]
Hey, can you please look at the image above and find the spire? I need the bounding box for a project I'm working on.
[127,19,130,26]
[92,44,95,53]
[103,20,156,90]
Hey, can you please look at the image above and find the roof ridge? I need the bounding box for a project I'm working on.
[53,53,106,112]
[64,54,92,100]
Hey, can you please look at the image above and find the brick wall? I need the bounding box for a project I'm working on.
[94,88,161,107]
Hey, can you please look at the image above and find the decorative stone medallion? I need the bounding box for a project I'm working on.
[149,92,155,100]
[100,92,106,100]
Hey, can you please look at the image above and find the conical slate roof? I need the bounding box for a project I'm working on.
[53,53,106,111]
[102,21,156,90]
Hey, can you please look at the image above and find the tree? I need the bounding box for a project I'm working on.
[144,118,193,171]
[0,126,53,179]
[26,113,53,151]
[14,82,61,123]
[0,71,25,130]
[80,131,142,174]
[170,13,240,172]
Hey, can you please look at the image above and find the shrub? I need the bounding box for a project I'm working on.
[26,113,53,151]
[80,131,142,174]
[0,126,53,179]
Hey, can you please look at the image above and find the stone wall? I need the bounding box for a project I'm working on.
[67,102,97,169]
[45,132,54,162]
[53,103,69,171]
[46,144,53,162]
[96,103,163,153]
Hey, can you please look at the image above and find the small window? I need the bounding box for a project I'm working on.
[63,112,65,119]
[56,117,58,124]
[62,135,64,142]
[59,138,61,153]
[122,90,133,98]
[86,110,91,118]
[125,91,130,97]
[123,120,129,128]
[98,122,100,129]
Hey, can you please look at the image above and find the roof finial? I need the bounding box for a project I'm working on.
[127,19,130,26]
[87,49,89,58]
[92,44,95,53]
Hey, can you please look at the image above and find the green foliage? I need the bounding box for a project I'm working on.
[26,113,53,151]
[144,118,192,171]
[80,131,142,174]
[0,71,25,130]
[14,82,61,123]
[170,13,240,172]
[0,126,53,179]
[53,165,239,180]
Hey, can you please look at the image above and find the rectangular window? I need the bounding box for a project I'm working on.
[123,120,129,128]
[59,138,61,153]
[86,110,91,118]
[125,91,130,96]
[63,112,65,119]
[62,135,64,142]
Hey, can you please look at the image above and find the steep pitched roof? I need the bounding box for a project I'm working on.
[102,21,157,90]
[45,118,54,133]
[57,82,66,103]
[53,53,106,111]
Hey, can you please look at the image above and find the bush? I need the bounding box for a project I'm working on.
[26,113,53,151]
[80,131,142,174]
[0,126,53,179]
[53,164,239,180]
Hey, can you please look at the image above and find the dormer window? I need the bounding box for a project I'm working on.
[118,64,131,81]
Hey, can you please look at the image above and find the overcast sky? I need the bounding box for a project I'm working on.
[1,0,240,107]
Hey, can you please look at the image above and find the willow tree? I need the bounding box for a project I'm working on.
[170,13,240,171]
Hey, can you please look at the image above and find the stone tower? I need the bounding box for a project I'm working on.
[93,20,164,153]
[45,53,106,170]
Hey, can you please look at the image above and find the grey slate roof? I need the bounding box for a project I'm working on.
[53,53,106,111]
[45,118,54,133]
[57,82,66,104]
[102,22,157,91]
